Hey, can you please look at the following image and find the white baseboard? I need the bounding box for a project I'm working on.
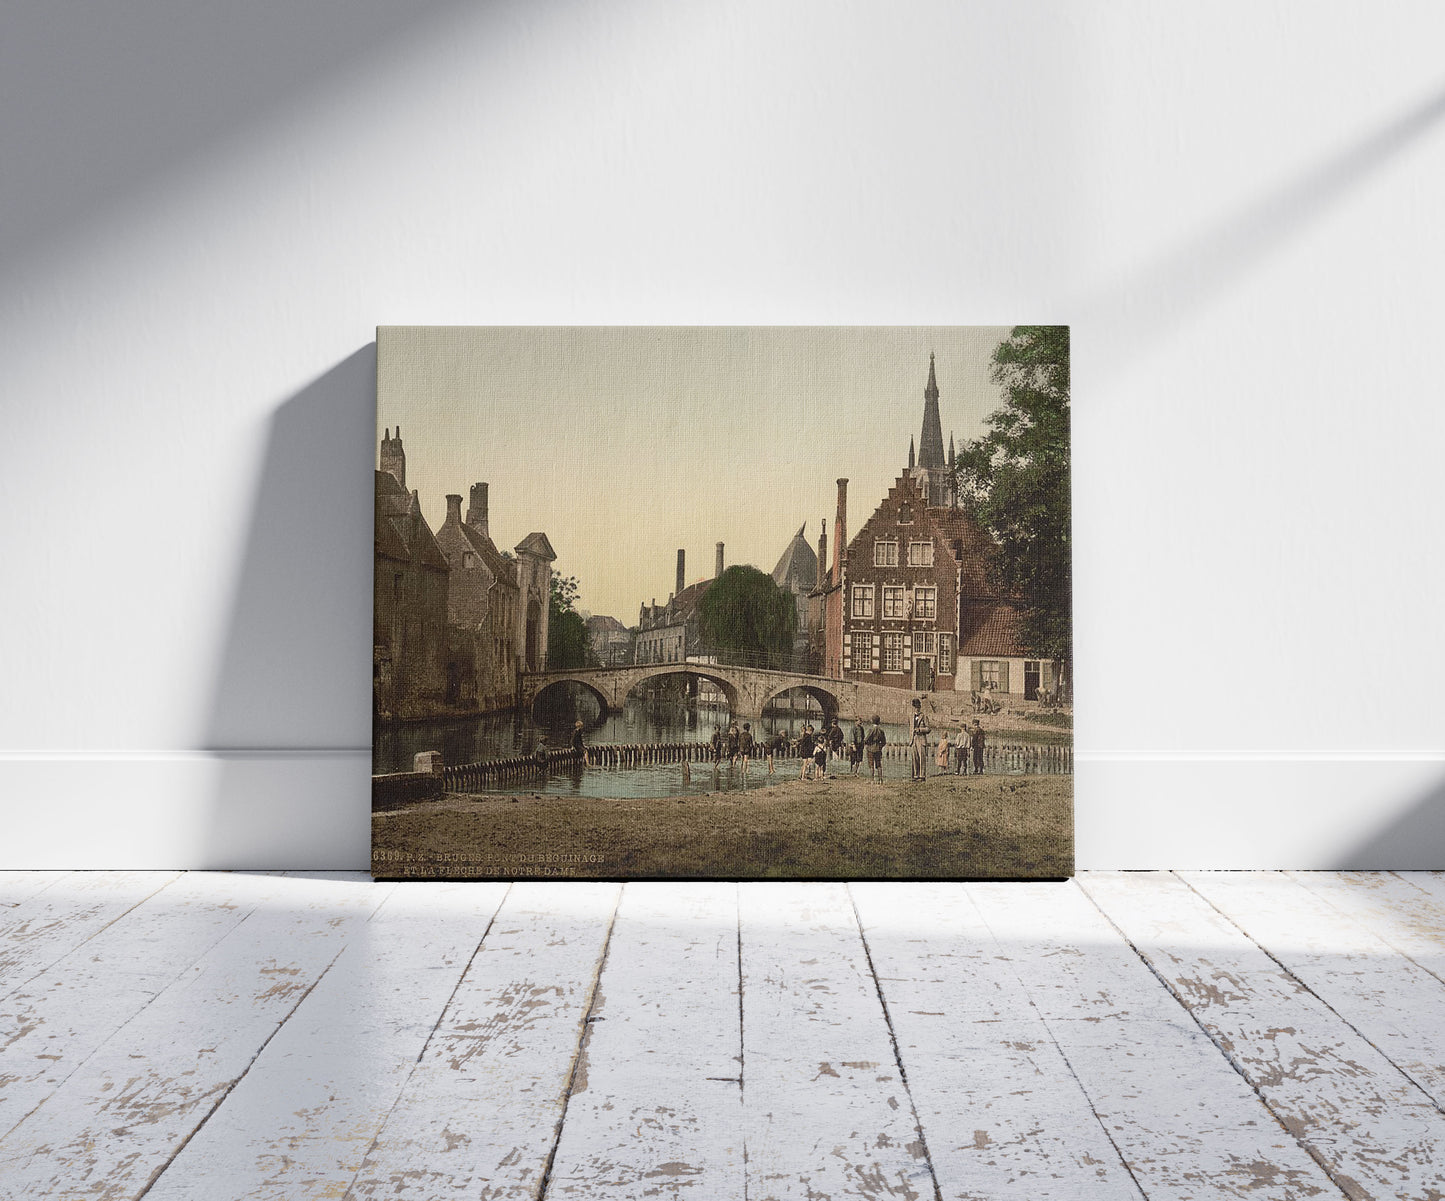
[0,752,1441,870]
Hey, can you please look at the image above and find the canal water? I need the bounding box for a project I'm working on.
[375,695,1065,801]
[374,697,915,800]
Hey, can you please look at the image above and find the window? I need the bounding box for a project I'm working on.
[914,586,936,619]
[851,585,874,619]
[907,540,934,567]
[881,632,904,672]
[915,631,935,655]
[938,634,954,675]
[882,586,906,618]
[874,540,899,567]
[463,552,475,568]
[980,660,1001,688]
[898,502,913,524]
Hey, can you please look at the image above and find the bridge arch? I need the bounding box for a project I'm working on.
[624,667,740,715]
[530,676,612,723]
[761,682,843,723]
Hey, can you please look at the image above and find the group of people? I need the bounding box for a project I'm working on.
[709,705,989,783]
[907,698,988,780]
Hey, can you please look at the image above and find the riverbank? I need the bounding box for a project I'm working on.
[372,771,1072,880]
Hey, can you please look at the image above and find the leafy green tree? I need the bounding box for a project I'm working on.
[951,326,1071,680]
[697,566,797,666]
[547,573,595,669]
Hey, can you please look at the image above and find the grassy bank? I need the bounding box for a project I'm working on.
[373,772,1072,880]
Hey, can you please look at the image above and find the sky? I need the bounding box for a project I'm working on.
[377,326,1014,620]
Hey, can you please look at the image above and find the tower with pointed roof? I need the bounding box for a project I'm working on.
[909,353,949,506]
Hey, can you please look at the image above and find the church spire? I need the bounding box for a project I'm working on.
[918,351,945,470]
[908,436,915,470]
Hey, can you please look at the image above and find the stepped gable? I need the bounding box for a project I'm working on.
[848,471,1007,597]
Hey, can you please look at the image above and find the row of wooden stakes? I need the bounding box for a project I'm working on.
[441,738,1072,789]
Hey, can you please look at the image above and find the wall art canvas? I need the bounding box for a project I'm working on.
[372,327,1072,880]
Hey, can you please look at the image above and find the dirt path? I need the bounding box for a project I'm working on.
[373,771,1072,880]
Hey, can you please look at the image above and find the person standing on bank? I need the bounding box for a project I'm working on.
[571,720,587,766]
[739,722,755,774]
[970,719,987,775]
[909,699,930,781]
[865,715,887,781]
[955,718,970,774]
[849,716,865,776]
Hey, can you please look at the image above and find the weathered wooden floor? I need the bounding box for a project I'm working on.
[3,873,1445,1199]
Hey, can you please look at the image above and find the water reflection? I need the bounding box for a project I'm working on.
[373,695,895,777]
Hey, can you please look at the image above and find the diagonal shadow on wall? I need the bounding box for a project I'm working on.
[1335,769,1445,870]
[199,346,376,868]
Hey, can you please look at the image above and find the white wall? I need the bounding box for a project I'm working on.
[2,1,1442,869]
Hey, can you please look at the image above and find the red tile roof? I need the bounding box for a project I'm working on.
[958,601,1027,657]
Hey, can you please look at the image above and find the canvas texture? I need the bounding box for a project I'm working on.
[372,327,1072,879]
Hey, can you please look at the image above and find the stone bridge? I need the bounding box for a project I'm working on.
[521,663,942,724]
[521,663,859,722]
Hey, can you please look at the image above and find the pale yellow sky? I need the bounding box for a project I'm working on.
[377,326,1013,620]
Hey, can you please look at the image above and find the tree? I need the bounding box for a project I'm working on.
[697,566,797,666]
[951,326,1071,680]
[547,573,595,669]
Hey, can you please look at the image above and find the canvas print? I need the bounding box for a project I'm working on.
[372,327,1072,879]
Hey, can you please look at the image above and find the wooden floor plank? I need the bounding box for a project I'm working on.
[1184,871,1445,1112]
[851,882,1143,1200]
[0,871,182,1000]
[345,882,621,1200]
[0,871,294,1141]
[1084,871,1445,1200]
[543,882,744,1198]
[739,882,937,1201]
[0,873,390,1199]
[1288,872,1445,978]
[972,881,1341,1200]
[141,881,510,1201]
[0,871,69,908]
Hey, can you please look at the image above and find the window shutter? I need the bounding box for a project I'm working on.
[971,660,982,691]
[999,661,1011,693]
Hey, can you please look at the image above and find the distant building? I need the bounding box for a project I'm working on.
[771,523,819,670]
[586,614,633,666]
[635,544,724,665]
[373,460,449,718]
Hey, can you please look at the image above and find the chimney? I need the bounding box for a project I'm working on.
[833,478,847,586]
[465,483,489,536]
[715,542,725,579]
[379,428,406,488]
[816,519,828,589]
[676,549,686,596]
[445,494,463,525]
